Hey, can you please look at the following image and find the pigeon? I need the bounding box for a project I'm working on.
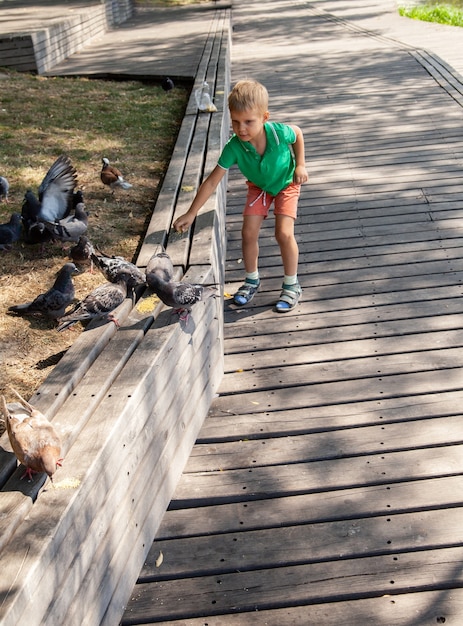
[21,213,54,247]
[1,389,62,481]
[161,77,174,92]
[22,155,78,223]
[0,213,22,250]
[100,158,132,191]
[72,189,84,208]
[44,202,88,243]
[146,249,175,283]
[8,262,79,320]
[69,235,95,272]
[0,176,9,202]
[91,248,146,291]
[21,190,50,246]
[146,272,217,321]
[56,275,129,331]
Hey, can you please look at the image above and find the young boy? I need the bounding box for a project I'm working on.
[173,79,308,312]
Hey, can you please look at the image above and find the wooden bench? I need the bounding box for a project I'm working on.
[0,8,230,625]
[0,0,133,74]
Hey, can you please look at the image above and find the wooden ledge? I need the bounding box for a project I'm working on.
[0,9,230,626]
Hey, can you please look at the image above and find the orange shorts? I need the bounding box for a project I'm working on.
[243,181,301,219]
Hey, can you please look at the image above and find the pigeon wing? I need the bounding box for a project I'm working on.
[38,155,78,222]
[172,283,204,307]
[57,281,126,330]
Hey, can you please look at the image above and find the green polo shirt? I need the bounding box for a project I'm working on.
[217,122,296,196]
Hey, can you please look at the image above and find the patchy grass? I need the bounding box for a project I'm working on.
[0,69,189,403]
[399,2,463,26]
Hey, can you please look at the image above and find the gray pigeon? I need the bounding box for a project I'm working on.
[91,248,146,291]
[100,158,132,191]
[56,275,129,331]
[146,249,175,283]
[21,214,54,248]
[162,77,174,92]
[0,176,9,202]
[8,262,79,320]
[44,202,88,243]
[22,155,78,223]
[146,272,217,321]
[0,213,22,250]
[69,235,95,272]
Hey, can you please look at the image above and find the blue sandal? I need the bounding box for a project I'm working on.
[275,283,302,313]
[233,279,260,306]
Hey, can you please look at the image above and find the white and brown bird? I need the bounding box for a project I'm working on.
[8,262,79,320]
[100,157,132,192]
[1,389,62,481]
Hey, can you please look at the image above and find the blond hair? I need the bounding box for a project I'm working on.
[228,79,269,114]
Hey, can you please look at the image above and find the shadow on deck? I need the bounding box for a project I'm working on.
[122,1,463,624]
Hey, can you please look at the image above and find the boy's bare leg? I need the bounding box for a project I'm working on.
[241,214,264,273]
[275,214,299,276]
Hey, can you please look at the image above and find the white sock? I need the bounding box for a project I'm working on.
[283,274,298,286]
[245,271,259,283]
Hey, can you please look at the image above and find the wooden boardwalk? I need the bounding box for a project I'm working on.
[122,0,463,624]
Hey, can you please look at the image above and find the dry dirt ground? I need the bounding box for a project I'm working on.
[0,71,189,416]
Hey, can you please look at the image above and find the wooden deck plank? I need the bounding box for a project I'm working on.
[218,347,463,395]
[154,474,463,539]
[185,414,463,471]
[227,257,463,287]
[140,507,463,580]
[123,545,463,623]
[223,329,463,372]
[205,389,463,439]
[137,111,197,267]
[168,443,463,506]
[130,588,463,625]
[207,372,463,415]
[223,317,463,354]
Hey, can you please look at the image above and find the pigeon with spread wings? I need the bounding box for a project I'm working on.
[22,155,78,223]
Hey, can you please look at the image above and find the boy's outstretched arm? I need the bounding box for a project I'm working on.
[173,165,227,233]
[291,125,309,185]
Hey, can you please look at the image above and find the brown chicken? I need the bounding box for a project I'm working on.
[1,390,62,481]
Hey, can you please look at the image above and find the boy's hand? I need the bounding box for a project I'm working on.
[173,212,194,233]
[294,165,309,185]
